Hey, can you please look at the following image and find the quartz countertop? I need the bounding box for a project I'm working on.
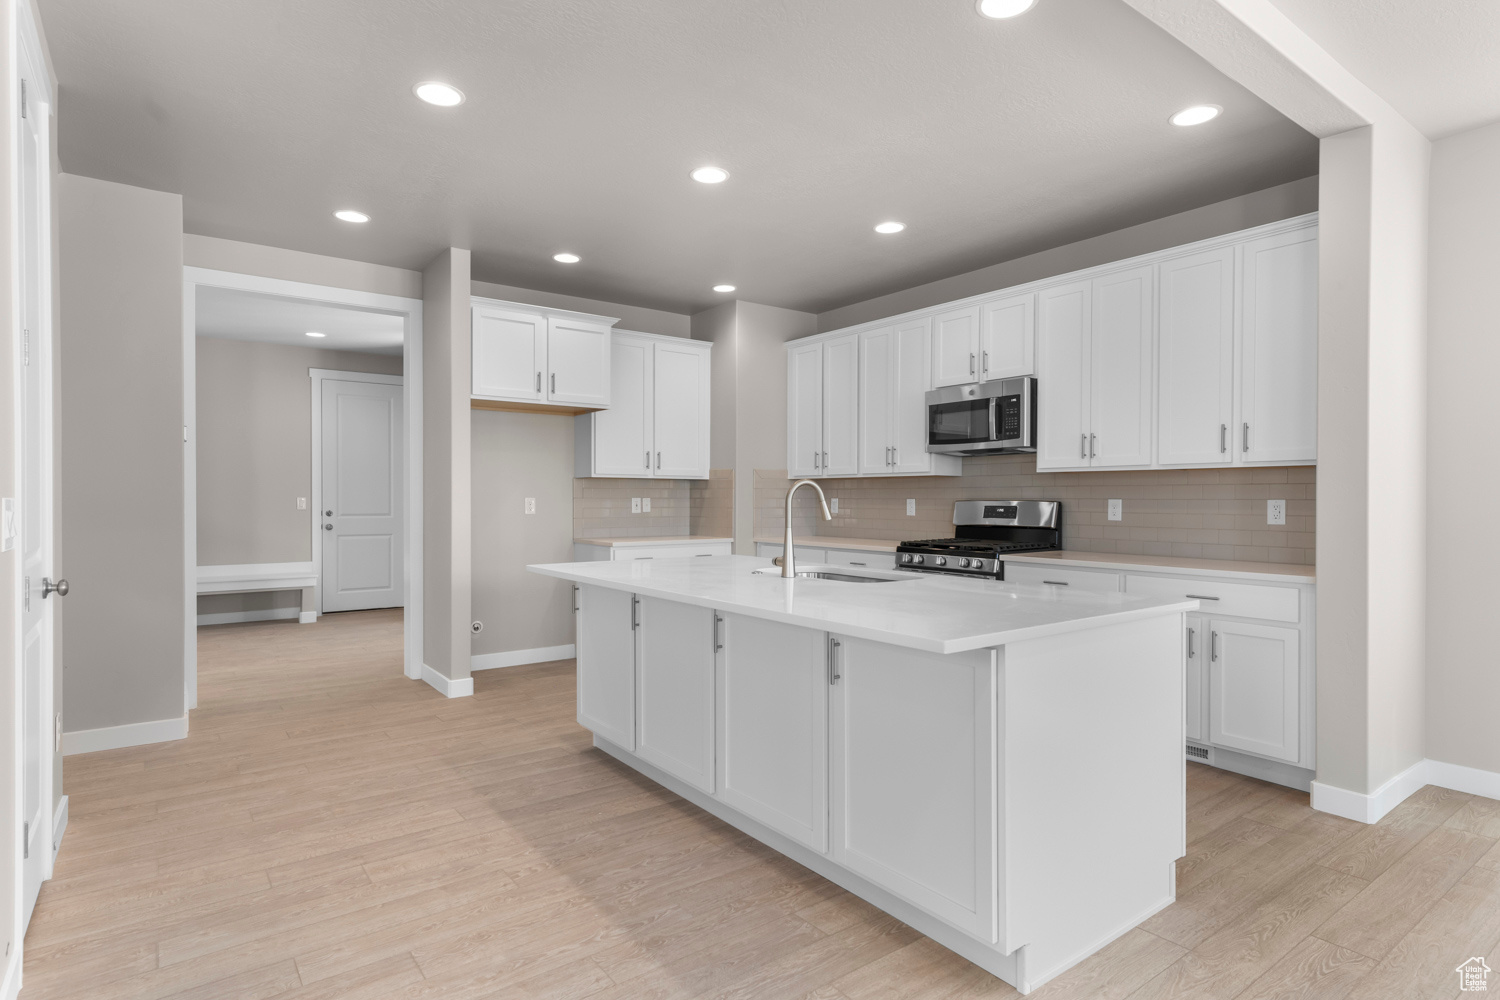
[528,555,1197,655]
[575,535,732,547]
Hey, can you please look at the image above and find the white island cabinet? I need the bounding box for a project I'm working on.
[532,555,1193,994]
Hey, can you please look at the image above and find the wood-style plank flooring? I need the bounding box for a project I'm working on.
[22,609,1500,999]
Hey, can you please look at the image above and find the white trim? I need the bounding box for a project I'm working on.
[0,951,17,1000]
[1427,759,1500,800]
[421,664,474,698]
[1309,756,1500,825]
[308,368,405,617]
[61,715,189,756]
[471,644,576,671]
[51,795,67,863]
[182,268,424,693]
[197,608,301,627]
[469,293,618,326]
[196,561,316,593]
[299,611,318,625]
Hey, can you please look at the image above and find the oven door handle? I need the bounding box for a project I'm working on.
[988,397,999,442]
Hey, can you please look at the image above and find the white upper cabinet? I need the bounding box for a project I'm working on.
[932,305,982,387]
[1036,280,1092,469]
[1158,248,1235,466]
[788,341,824,478]
[472,305,546,401]
[858,326,895,475]
[822,335,860,476]
[1240,227,1318,465]
[1089,265,1155,468]
[980,292,1035,380]
[472,298,617,409]
[891,320,937,474]
[576,331,711,479]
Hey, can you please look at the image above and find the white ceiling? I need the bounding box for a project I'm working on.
[42,0,1317,315]
[195,286,404,355]
[1269,0,1500,138]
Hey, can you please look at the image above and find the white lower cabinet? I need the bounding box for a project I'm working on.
[715,613,829,852]
[830,636,997,942]
[575,585,636,750]
[1184,615,1207,743]
[1003,563,1121,593]
[634,597,716,793]
[1207,619,1301,763]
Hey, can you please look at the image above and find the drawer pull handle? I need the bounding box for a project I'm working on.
[849,561,866,567]
[1185,594,1219,600]
[695,552,714,557]
[1042,580,1069,586]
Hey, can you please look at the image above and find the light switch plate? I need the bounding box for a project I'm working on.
[642,497,651,512]
[906,499,916,516]
[1267,499,1286,525]
[524,497,536,514]
[297,497,307,510]
[1108,499,1123,521]
[631,498,642,514]
[830,498,839,514]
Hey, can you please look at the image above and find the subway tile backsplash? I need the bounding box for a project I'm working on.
[574,469,733,539]
[754,454,1315,565]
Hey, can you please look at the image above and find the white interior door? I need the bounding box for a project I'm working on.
[18,74,55,925]
[321,379,404,612]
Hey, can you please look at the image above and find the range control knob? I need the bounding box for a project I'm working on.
[958,558,972,569]
[913,554,925,565]
[934,556,947,567]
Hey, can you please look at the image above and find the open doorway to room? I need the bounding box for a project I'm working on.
[182,270,423,710]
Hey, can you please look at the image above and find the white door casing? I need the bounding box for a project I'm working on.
[320,378,404,613]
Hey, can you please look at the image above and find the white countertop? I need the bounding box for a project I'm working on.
[528,555,1197,655]
[575,535,732,548]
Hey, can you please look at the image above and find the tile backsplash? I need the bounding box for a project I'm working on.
[754,454,1315,565]
[574,469,733,539]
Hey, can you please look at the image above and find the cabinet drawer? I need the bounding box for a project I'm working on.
[1005,564,1121,593]
[824,548,896,570]
[756,544,827,563]
[613,543,731,561]
[1125,574,1298,623]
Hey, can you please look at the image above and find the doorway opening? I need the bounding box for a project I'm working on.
[183,270,423,710]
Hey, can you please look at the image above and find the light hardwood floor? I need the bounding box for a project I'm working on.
[22,609,1500,999]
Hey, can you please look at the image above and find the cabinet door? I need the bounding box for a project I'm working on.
[547,317,612,407]
[1240,227,1318,464]
[980,292,1034,380]
[830,637,996,941]
[575,586,636,749]
[858,327,895,474]
[652,340,710,478]
[1184,614,1207,743]
[1090,266,1155,468]
[716,614,829,852]
[1208,619,1300,763]
[932,305,982,388]
[472,306,544,400]
[590,334,652,476]
[1158,249,1235,466]
[891,319,934,474]
[787,343,823,478]
[635,597,716,792]
[1035,281,1091,470]
[822,335,860,476]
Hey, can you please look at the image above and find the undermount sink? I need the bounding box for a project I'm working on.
[752,565,915,584]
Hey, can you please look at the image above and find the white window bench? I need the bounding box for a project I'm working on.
[197,563,318,625]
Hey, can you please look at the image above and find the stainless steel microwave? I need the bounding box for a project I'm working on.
[925,377,1037,456]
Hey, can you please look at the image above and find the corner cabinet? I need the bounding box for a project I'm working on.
[472,297,616,411]
[575,331,711,479]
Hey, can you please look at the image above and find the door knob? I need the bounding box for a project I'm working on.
[42,578,68,598]
[324,524,333,531]
[324,510,332,517]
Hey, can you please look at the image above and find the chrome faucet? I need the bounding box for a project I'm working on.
[782,479,833,578]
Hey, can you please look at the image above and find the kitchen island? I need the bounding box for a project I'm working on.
[526,554,1196,994]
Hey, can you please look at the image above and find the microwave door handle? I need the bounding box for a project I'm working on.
[989,397,999,442]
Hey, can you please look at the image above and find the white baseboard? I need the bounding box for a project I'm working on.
[0,948,18,1000]
[421,663,473,698]
[1313,757,1500,824]
[471,643,575,671]
[197,607,300,627]
[52,795,68,862]
[298,611,317,624]
[62,715,189,756]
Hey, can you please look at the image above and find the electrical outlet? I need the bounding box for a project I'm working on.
[829,498,839,514]
[642,497,651,512]
[906,499,916,516]
[524,497,536,514]
[1267,499,1286,525]
[297,497,307,510]
[631,498,642,514]
[1108,499,1123,521]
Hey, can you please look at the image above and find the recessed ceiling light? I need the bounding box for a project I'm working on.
[976,0,1036,18]
[414,82,465,107]
[691,166,729,184]
[305,331,326,338]
[334,210,369,223]
[1171,104,1222,127]
[713,284,736,293]
[874,221,906,234]
[553,252,581,264]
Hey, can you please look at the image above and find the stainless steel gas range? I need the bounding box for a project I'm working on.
[896,500,1062,579]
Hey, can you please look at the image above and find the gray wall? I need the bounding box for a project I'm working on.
[184,233,421,298]
[471,410,577,657]
[816,176,1319,332]
[196,338,402,565]
[422,248,472,682]
[59,173,186,733]
[471,278,689,339]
